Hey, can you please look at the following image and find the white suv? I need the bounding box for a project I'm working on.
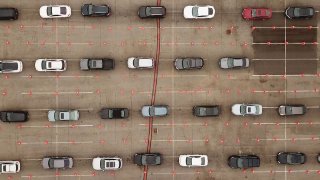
[92,157,122,170]
[127,57,154,69]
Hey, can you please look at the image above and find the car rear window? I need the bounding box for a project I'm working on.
[60,7,66,15]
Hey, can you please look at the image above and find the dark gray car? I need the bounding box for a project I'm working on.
[134,153,162,166]
[174,57,204,70]
[141,105,168,117]
[219,57,249,69]
[285,7,314,19]
[193,106,220,117]
[81,4,111,17]
[138,6,166,18]
[276,152,306,165]
[42,157,73,169]
[99,108,129,119]
[80,58,114,70]
[0,111,28,122]
[228,155,260,169]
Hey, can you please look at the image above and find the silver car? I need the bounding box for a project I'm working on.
[48,110,79,121]
[141,105,168,117]
[42,157,73,169]
[174,57,204,70]
[219,57,249,69]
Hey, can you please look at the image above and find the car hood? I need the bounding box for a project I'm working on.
[232,104,242,115]
[39,6,47,17]
[80,59,89,70]
[228,157,238,168]
[48,110,56,121]
[127,57,135,68]
[141,106,151,117]
[183,6,194,18]
[242,8,251,18]
[219,58,229,68]
[92,158,102,170]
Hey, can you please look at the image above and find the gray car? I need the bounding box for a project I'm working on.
[42,157,73,169]
[141,105,168,117]
[48,110,79,121]
[278,105,306,116]
[219,57,249,69]
[193,106,220,117]
[174,57,204,70]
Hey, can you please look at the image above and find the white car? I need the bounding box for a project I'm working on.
[127,57,154,69]
[183,5,215,19]
[179,155,208,167]
[40,5,71,18]
[92,157,122,170]
[0,60,23,73]
[48,110,79,122]
[0,161,20,174]
[35,59,67,72]
[232,104,262,116]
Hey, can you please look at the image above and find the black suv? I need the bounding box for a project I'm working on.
[0,111,28,122]
[134,153,162,166]
[81,4,111,17]
[0,8,18,20]
[138,6,166,18]
[228,155,260,169]
[276,152,306,165]
[193,106,220,117]
[99,108,129,119]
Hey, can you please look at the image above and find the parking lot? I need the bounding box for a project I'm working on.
[0,0,319,180]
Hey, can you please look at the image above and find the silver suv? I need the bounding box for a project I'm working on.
[48,110,79,121]
[141,105,168,117]
[278,105,306,116]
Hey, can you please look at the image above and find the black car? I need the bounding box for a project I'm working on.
[285,7,314,19]
[134,153,162,166]
[81,4,111,17]
[276,152,306,165]
[0,111,28,122]
[0,8,18,20]
[138,6,166,18]
[174,57,204,70]
[228,155,260,169]
[193,106,220,117]
[80,58,114,70]
[99,108,129,119]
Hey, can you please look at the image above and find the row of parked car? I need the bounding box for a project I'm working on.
[2,152,320,173]
[0,104,307,123]
[0,57,250,73]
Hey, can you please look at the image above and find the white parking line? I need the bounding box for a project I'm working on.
[253,137,319,141]
[19,124,94,128]
[139,123,204,126]
[252,26,318,29]
[253,169,320,173]
[137,74,209,78]
[253,90,316,93]
[142,139,206,142]
[252,74,319,77]
[21,91,94,95]
[21,75,94,78]
[19,141,94,145]
[262,106,278,109]
[139,90,207,94]
[253,122,320,125]
[252,42,317,45]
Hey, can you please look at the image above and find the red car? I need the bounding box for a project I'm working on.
[242,8,272,20]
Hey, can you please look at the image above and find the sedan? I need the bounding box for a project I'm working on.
[138,6,166,18]
[99,108,129,119]
[81,4,111,17]
[219,57,249,69]
[174,57,204,70]
[228,155,260,169]
[179,155,208,167]
[48,110,79,122]
[39,5,71,18]
[0,111,28,122]
[134,153,162,166]
[278,104,306,116]
[42,157,73,169]
[141,105,168,117]
[232,104,262,116]
[127,57,154,69]
[285,7,314,19]
[277,152,306,165]
[92,157,122,170]
[0,161,20,174]
[193,105,220,117]
[242,8,272,20]
[183,5,215,19]
[35,59,67,72]
[0,60,23,73]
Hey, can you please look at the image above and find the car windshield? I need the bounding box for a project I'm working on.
[237,158,243,168]
[54,112,59,120]
[227,58,234,67]
[240,105,246,114]
[60,7,66,15]
[182,60,190,68]
[266,10,271,16]
[286,107,292,114]
[88,5,93,14]
[146,7,152,16]
[41,61,46,69]
[108,110,113,118]
[133,59,139,67]
[149,107,155,116]
[48,159,54,167]
[100,159,105,168]
[0,62,2,71]
[192,7,199,17]
[186,157,192,165]
[252,9,257,17]
[201,157,205,165]
[121,110,125,117]
[47,7,52,16]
